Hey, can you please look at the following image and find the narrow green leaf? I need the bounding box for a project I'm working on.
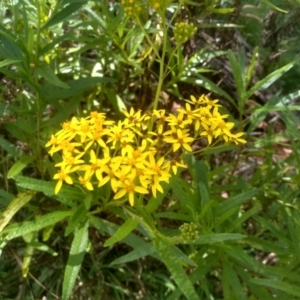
[260,0,288,13]
[104,218,138,247]
[216,189,258,216]
[242,237,289,256]
[181,75,237,108]
[62,219,89,300]
[28,241,58,256]
[199,144,237,155]
[1,211,73,241]
[0,189,14,206]
[22,234,36,278]
[195,160,210,208]
[65,204,87,236]
[154,236,200,300]
[170,176,195,210]
[0,191,34,233]
[0,33,23,58]
[40,77,114,102]
[251,279,300,297]
[89,216,160,261]
[287,217,300,259]
[105,89,126,115]
[228,49,244,100]
[0,136,20,156]
[246,46,259,87]
[13,175,81,207]
[155,212,190,221]
[7,156,35,179]
[228,204,262,231]
[83,194,92,211]
[36,64,69,88]
[110,243,156,265]
[207,7,235,14]
[223,261,247,300]
[0,58,22,68]
[246,60,298,98]
[43,2,87,29]
[194,233,246,245]
[235,266,273,300]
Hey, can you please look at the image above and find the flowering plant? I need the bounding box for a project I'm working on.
[46,95,245,206]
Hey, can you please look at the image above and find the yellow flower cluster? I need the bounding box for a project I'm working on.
[46,95,245,206]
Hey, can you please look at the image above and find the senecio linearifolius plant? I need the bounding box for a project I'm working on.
[46,2,246,206]
[46,95,246,206]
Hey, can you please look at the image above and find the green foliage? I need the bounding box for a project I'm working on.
[1,0,300,299]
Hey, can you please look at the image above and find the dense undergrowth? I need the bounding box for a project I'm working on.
[1,0,300,299]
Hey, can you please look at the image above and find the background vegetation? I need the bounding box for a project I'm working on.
[1,0,300,299]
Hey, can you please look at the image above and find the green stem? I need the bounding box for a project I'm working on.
[135,17,161,60]
[34,0,43,176]
[149,15,168,131]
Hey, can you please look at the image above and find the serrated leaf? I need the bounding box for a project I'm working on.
[0,191,34,233]
[62,219,89,300]
[36,64,69,88]
[104,218,138,247]
[7,156,35,179]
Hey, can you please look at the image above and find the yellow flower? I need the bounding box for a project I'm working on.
[122,108,145,127]
[177,103,197,120]
[78,175,93,191]
[144,155,170,182]
[55,153,84,172]
[200,123,215,145]
[166,112,192,129]
[53,167,73,194]
[106,121,134,148]
[148,175,164,198]
[211,118,234,140]
[168,158,187,175]
[229,132,246,145]
[45,134,59,149]
[114,179,148,206]
[164,128,194,152]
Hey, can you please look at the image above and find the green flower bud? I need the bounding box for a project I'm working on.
[179,222,199,243]
[174,22,197,44]
[121,0,142,17]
